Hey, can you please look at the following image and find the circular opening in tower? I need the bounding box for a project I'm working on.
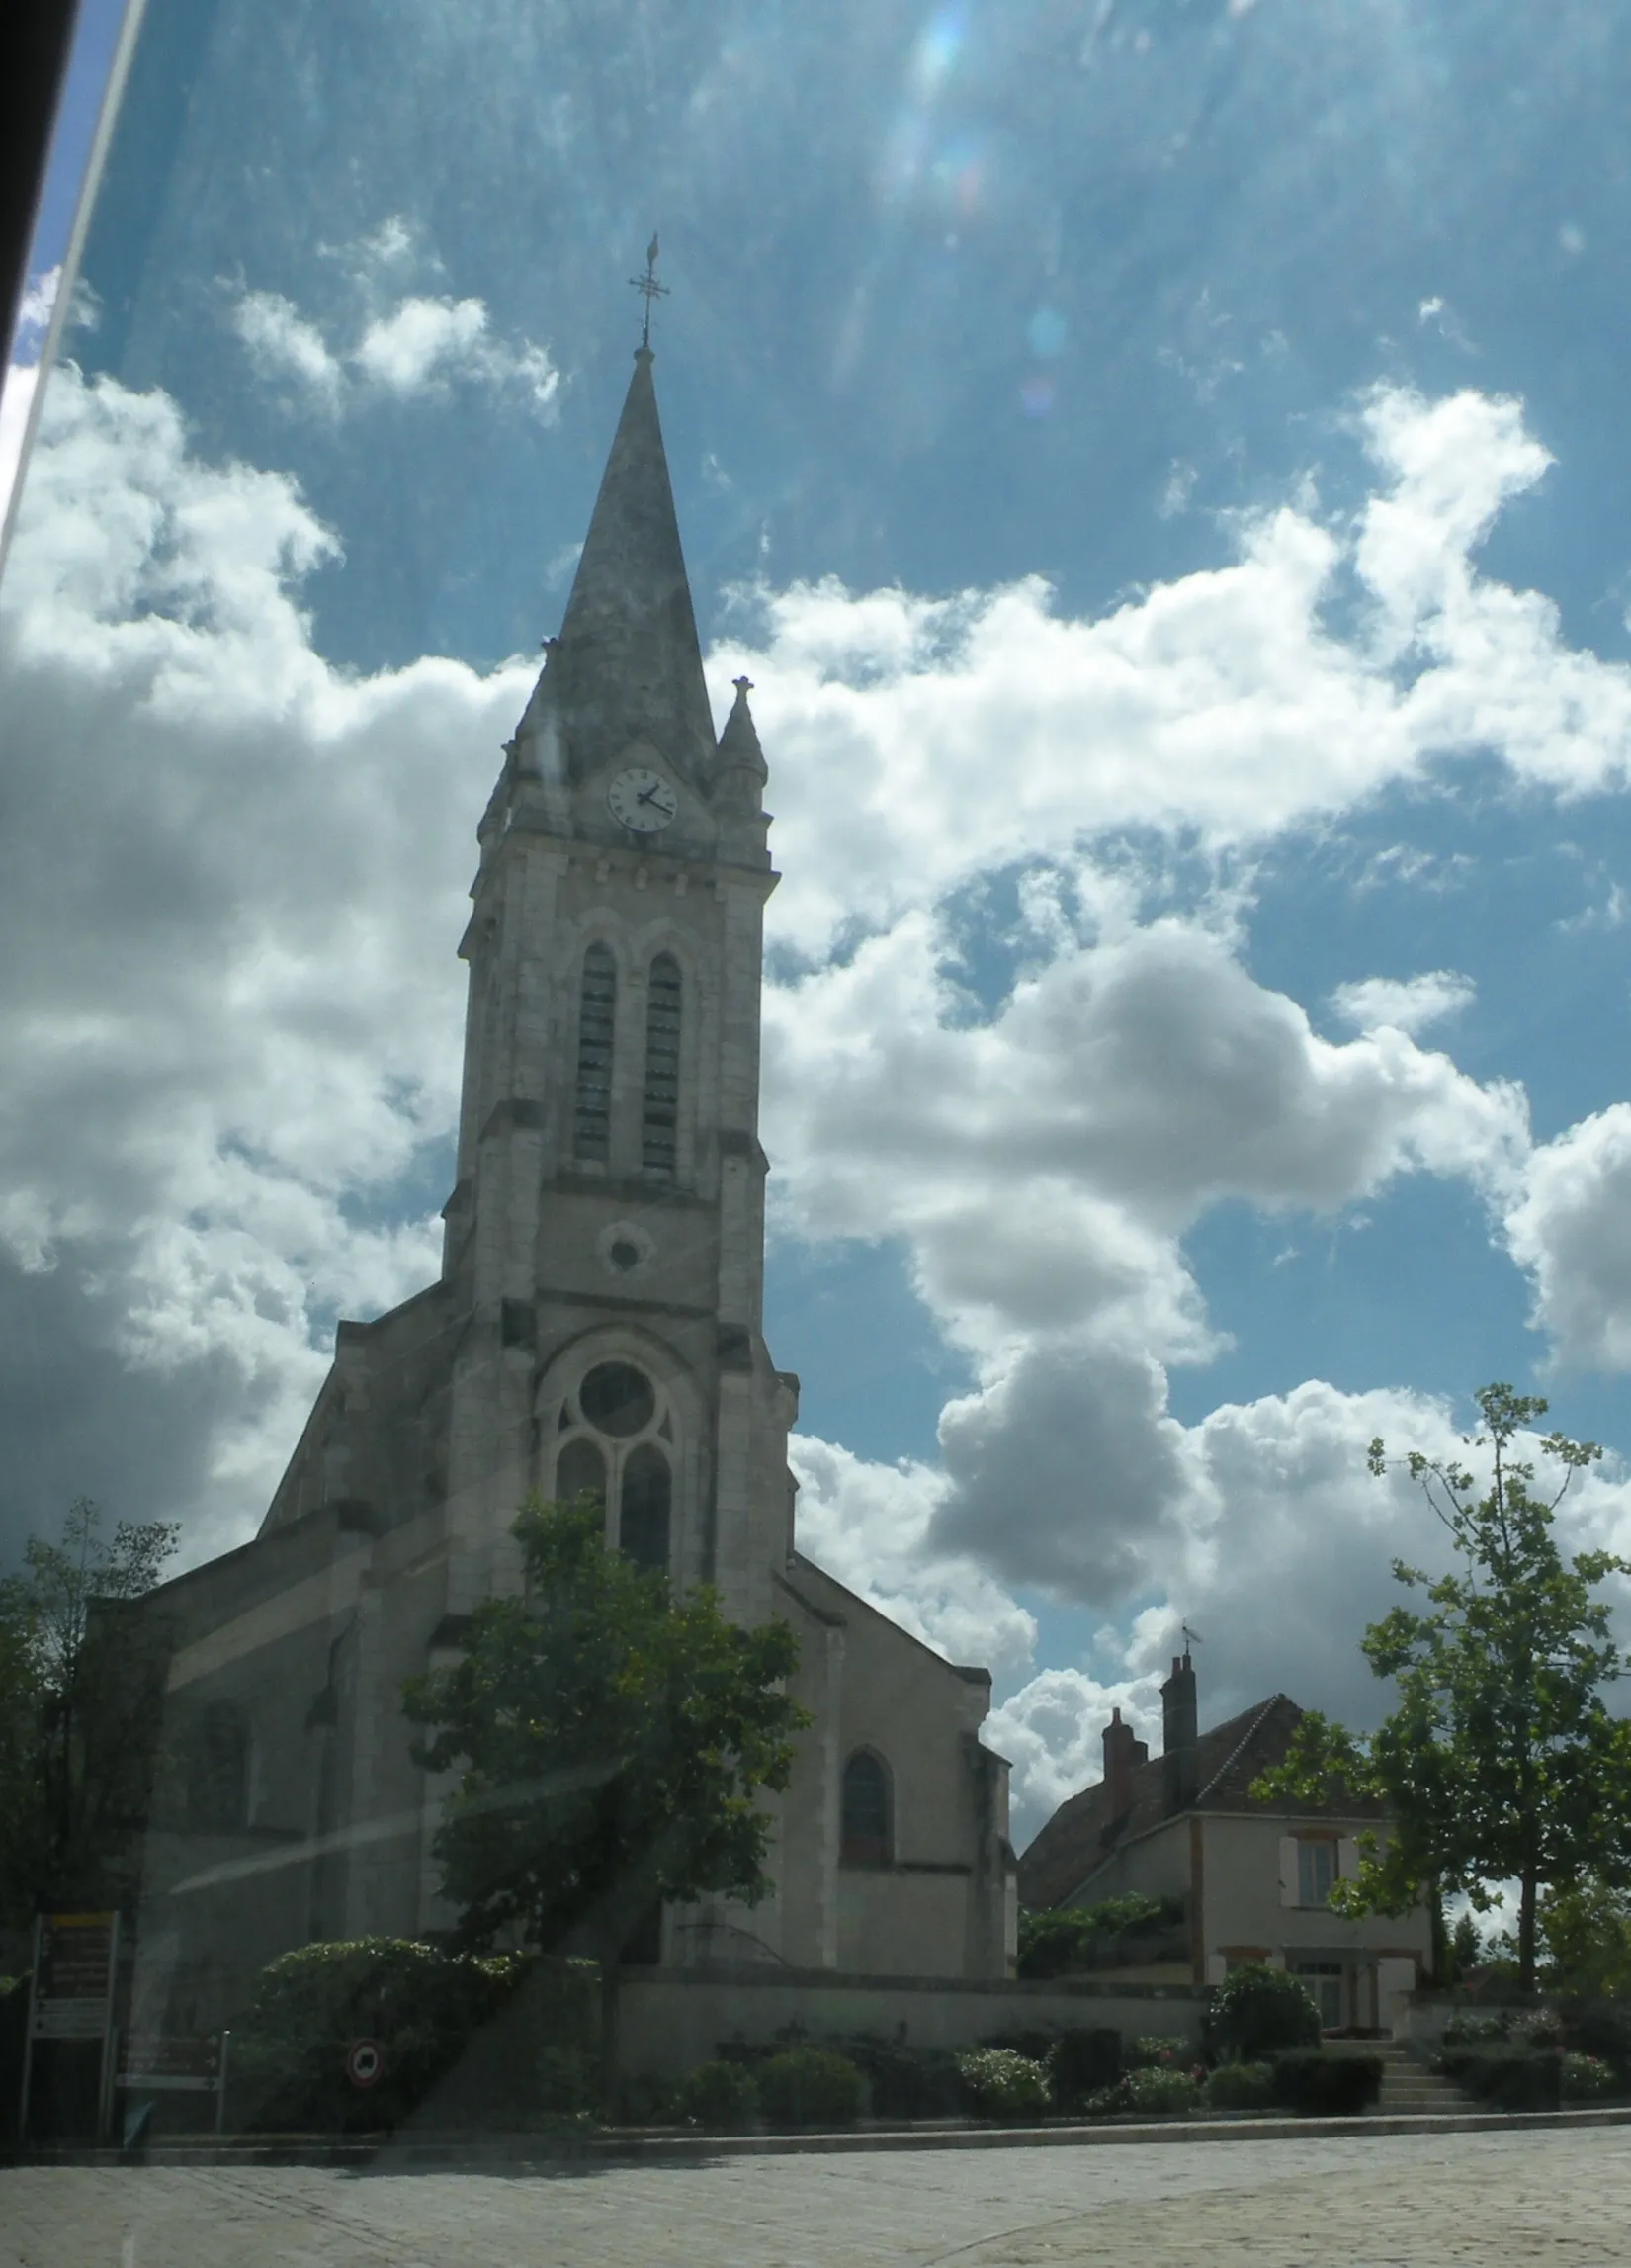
[579,1361,655,1438]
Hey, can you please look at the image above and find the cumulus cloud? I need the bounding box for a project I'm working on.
[1331,969,1476,1036]
[229,223,559,421]
[0,361,531,1556]
[721,387,1631,959]
[1506,1106,1631,1372]
[790,1436,1036,1679]
[1,266,61,530]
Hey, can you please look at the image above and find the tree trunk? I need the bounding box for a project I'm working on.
[1518,1870,1538,1993]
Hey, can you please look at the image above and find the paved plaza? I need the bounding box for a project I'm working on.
[4,2129,1630,2268]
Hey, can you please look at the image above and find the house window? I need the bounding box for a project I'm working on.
[572,943,617,1162]
[841,1750,891,1865]
[1298,1838,1336,1907]
[642,952,682,1175]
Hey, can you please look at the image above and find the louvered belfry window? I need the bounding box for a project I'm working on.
[573,943,617,1162]
[642,952,682,1174]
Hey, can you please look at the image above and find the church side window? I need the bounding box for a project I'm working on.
[620,1442,671,1571]
[551,1360,675,1577]
[555,1435,606,1505]
[186,1699,250,1833]
[572,943,617,1163]
[841,1749,892,1866]
[642,952,682,1175]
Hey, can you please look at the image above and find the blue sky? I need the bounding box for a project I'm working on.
[7,0,1631,1841]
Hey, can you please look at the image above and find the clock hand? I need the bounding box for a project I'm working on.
[637,784,672,808]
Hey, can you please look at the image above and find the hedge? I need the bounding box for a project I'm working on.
[1270,2050,1383,2116]
[227,1938,598,2133]
[1438,2047,1561,2112]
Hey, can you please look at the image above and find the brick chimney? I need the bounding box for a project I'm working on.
[1161,1647,1199,1815]
[1102,1706,1146,1820]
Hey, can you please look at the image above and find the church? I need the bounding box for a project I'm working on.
[130,334,1016,2011]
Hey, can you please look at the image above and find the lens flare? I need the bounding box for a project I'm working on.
[1027,307,1068,359]
[910,7,966,100]
[1020,374,1056,418]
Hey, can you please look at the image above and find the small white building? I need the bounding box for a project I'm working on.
[1018,1651,1431,2034]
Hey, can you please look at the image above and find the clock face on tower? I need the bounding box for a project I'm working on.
[607,765,678,833]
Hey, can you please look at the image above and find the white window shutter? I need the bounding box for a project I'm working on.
[1279,1836,1298,1907]
[1337,1836,1360,1882]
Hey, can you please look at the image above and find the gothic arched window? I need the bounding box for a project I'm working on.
[642,953,682,1175]
[550,1360,675,1578]
[841,1749,892,1866]
[555,1435,606,1505]
[620,1442,671,1572]
[572,943,617,1163]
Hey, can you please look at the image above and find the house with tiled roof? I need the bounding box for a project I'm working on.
[1017,1648,1432,2033]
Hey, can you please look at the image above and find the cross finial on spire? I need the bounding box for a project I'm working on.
[629,232,669,349]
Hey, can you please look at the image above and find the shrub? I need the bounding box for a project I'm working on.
[1123,2064,1201,2115]
[1046,2028,1121,2113]
[1271,2050,1383,2116]
[1561,2052,1617,2102]
[836,2036,962,2119]
[1124,2034,1189,2070]
[1209,1963,1321,2062]
[1205,2060,1276,2111]
[1562,2003,1631,2085]
[1509,2006,1563,2050]
[1440,2047,1562,2112]
[227,1937,561,2133]
[956,2048,1052,2122]
[672,2059,759,2129]
[756,2046,864,2128]
[1442,2013,1509,2046]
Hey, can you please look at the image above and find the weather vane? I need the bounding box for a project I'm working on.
[630,233,669,348]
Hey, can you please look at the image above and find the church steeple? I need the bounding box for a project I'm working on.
[542,347,717,790]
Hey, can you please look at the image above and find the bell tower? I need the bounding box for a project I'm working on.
[435,342,795,1631]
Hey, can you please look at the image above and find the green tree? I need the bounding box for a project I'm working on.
[1252,1385,1631,1991]
[1537,1874,1631,1998]
[402,1496,809,2038]
[0,1498,178,1923]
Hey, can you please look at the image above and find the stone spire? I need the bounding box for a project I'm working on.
[543,346,717,788]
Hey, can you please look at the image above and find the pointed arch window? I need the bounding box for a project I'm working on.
[620,1443,671,1572]
[573,944,617,1163]
[555,1435,606,1506]
[642,953,682,1175]
[841,1749,892,1866]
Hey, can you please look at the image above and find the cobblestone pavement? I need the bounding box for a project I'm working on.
[5,2130,1630,2268]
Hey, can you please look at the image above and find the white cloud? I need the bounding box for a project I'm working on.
[231,291,345,407]
[790,1435,1036,1680]
[0,361,532,1553]
[721,386,1631,959]
[352,295,490,393]
[1331,969,1476,1036]
[1506,1106,1631,1372]
[1,266,62,531]
[229,227,559,421]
